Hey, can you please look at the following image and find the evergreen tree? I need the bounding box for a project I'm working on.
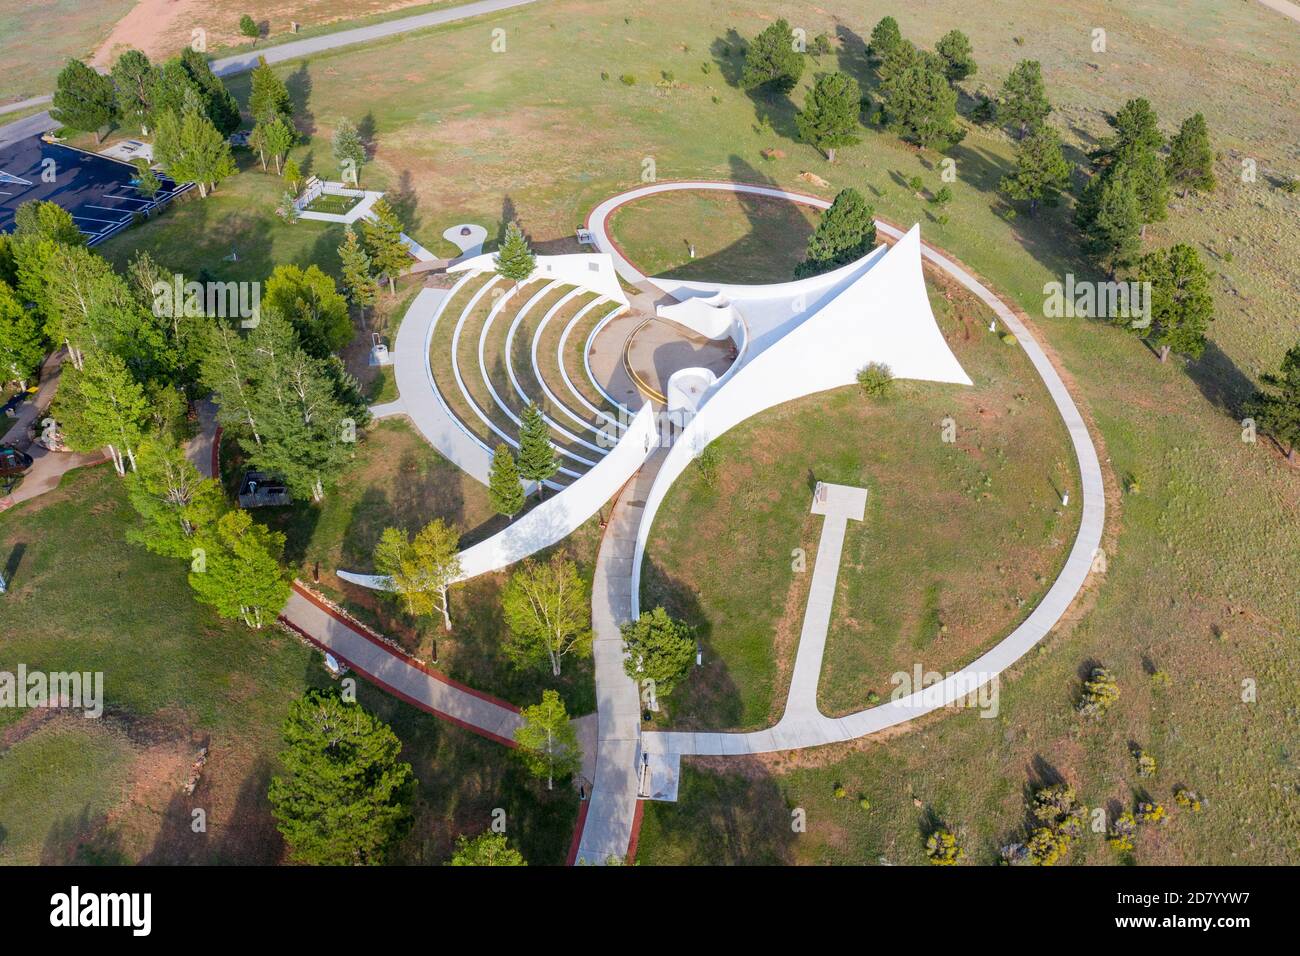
[1167,112,1215,196]
[621,607,696,698]
[999,124,1072,214]
[373,519,463,631]
[268,689,416,864]
[488,443,525,519]
[337,227,378,320]
[52,350,149,475]
[0,280,46,390]
[124,437,225,559]
[494,222,536,288]
[332,117,366,185]
[934,30,976,83]
[502,554,591,678]
[867,16,903,62]
[741,18,805,94]
[448,831,526,866]
[1133,243,1214,362]
[515,401,557,495]
[1091,98,1168,225]
[1075,165,1142,274]
[880,45,961,149]
[240,14,261,44]
[51,58,119,143]
[795,71,861,162]
[147,59,202,129]
[795,187,877,278]
[262,115,295,174]
[110,50,157,132]
[358,198,410,295]
[248,56,293,124]
[264,263,353,357]
[998,59,1051,138]
[1245,341,1300,464]
[178,47,240,136]
[513,689,581,791]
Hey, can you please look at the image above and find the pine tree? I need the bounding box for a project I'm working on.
[1167,112,1215,196]
[248,56,293,124]
[795,187,876,278]
[358,198,410,295]
[240,14,260,44]
[998,59,1051,138]
[1091,98,1168,226]
[373,519,463,630]
[268,689,415,864]
[332,117,366,185]
[51,58,119,143]
[515,401,557,495]
[880,45,961,149]
[110,50,157,132]
[741,18,805,94]
[795,71,861,162]
[935,30,976,83]
[1246,341,1300,464]
[337,227,378,320]
[513,689,581,791]
[1000,125,1072,214]
[1075,165,1142,275]
[1134,243,1214,362]
[178,47,240,136]
[494,222,535,288]
[620,607,696,698]
[488,443,525,519]
[868,16,903,62]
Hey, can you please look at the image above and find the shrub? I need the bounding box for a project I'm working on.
[1001,332,1018,346]
[661,70,675,83]
[833,784,847,799]
[620,74,636,86]
[1107,811,1137,852]
[1135,801,1167,825]
[1149,669,1170,688]
[1174,788,1205,812]
[1281,176,1299,194]
[931,185,952,206]
[858,796,871,810]
[1077,666,1120,718]
[1024,783,1088,865]
[857,362,894,397]
[908,175,924,193]
[926,829,965,865]
[1133,747,1158,778]
[600,70,609,81]
[695,442,721,489]
[701,61,711,74]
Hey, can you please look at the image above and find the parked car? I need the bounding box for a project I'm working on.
[0,445,33,479]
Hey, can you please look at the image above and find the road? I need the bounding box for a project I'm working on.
[0,0,542,149]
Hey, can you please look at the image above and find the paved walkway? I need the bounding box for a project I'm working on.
[572,450,665,865]
[279,582,523,746]
[0,0,543,148]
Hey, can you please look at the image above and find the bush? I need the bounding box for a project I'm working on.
[925,829,965,865]
[1135,801,1167,825]
[856,362,894,397]
[695,442,721,489]
[1133,747,1158,778]
[931,185,952,206]
[1174,788,1204,812]
[620,74,636,86]
[701,61,711,74]
[1107,811,1137,852]
[600,70,609,80]
[1001,332,1018,346]
[1076,666,1120,718]
[833,784,847,799]
[660,70,675,83]
[908,175,924,193]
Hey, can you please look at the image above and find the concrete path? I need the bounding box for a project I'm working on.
[279,582,524,746]
[369,284,495,484]
[572,450,665,865]
[0,0,543,148]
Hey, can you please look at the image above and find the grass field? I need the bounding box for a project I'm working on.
[63,0,1300,864]
[0,0,136,102]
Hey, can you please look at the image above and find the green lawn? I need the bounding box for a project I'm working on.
[0,0,134,102]
[74,0,1300,865]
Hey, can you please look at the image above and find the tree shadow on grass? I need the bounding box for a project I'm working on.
[709,28,799,141]
[40,806,127,865]
[1185,339,1257,418]
[285,62,315,138]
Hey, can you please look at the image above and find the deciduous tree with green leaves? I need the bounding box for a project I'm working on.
[516,401,558,495]
[488,443,525,519]
[795,187,876,278]
[268,689,416,865]
[999,124,1072,214]
[997,59,1051,138]
[0,280,45,390]
[741,18,804,94]
[188,509,288,628]
[240,14,260,44]
[621,606,696,699]
[264,263,353,357]
[795,71,861,162]
[358,198,410,296]
[51,58,119,143]
[124,437,225,559]
[52,350,149,475]
[1245,341,1300,464]
[1133,243,1214,362]
[513,689,580,791]
[502,553,591,677]
[153,108,236,198]
[373,519,463,631]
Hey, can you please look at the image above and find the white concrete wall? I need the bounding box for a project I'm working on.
[630,226,971,616]
[338,402,658,588]
[450,252,629,307]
